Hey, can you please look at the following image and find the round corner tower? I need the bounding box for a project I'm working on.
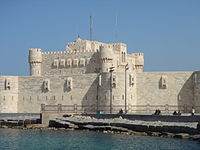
[98,45,114,113]
[29,48,42,76]
[100,45,114,72]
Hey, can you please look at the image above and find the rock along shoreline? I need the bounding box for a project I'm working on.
[0,114,200,142]
[48,114,200,142]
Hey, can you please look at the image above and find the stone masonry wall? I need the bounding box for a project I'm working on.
[194,71,200,111]
[97,72,136,113]
[18,74,97,113]
[0,74,97,113]
[0,76,18,113]
[0,71,199,114]
[136,72,195,114]
[41,51,100,76]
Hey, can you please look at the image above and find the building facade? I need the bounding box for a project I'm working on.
[0,38,200,114]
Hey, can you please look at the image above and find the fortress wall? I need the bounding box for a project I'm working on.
[112,73,126,106]
[18,74,97,113]
[112,72,136,108]
[0,76,18,113]
[41,51,100,76]
[98,73,110,112]
[136,72,195,113]
[98,72,136,113]
[194,71,200,111]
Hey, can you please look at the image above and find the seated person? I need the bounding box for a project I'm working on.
[154,109,161,115]
[173,111,177,115]
[119,109,123,114]
[191,107,195,116]
[157,109,161,115]
[177,110,181,116]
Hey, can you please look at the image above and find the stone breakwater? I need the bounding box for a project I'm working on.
[49,115,200,141]
[0,113,41,128]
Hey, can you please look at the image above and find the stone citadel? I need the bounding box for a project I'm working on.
[0,38,199,114]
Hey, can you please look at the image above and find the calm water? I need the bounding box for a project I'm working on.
[0,129,199,150]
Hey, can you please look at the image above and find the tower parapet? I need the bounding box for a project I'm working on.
[29,48,42,76]
[134,53,144,72]
[100,45,114,72]
[66,38,103,53]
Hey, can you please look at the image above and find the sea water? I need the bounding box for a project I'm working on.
[0,129,199,150]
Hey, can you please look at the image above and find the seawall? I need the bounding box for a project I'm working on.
[82,114,200,122]
[48,114,200,141]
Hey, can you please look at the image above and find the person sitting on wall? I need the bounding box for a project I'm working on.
[177,110,181,116]
[154,109,161,115]
[191,107,195,116]
[118,109,123,114]
[157,109,161,115]
[154,109,158,115]
[173,111,177,115]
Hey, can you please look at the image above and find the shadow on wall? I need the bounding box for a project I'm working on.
[191,71,200,113]
[85,52,100,74]
[81,76,98,113]
[81,52,101,113]
[80,52,101,113]
[177,73,195,113]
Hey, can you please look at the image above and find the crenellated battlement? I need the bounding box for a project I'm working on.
[132,53,144,57]
[29,48,42,63]
[42,50,96,55]
[28,39,144,75]
[112,43,126,46]
[100,44,112,49]
[66,38,103,53]
[66,38,127,54]
[29,48,41,52]
[42,51,66,55]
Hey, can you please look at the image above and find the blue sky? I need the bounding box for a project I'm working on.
[0,0,199,75]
